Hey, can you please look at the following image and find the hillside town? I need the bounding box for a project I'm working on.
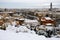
[0,3,60,38]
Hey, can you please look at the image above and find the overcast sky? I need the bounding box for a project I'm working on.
[0,0,60,8]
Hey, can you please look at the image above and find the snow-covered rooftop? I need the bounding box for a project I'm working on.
[46,23,53,25]
[19,18,25,20]
[45,17,52,20]
[24,19,38,23]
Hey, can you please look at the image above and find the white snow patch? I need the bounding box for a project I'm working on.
[45,26,54,31]
[0,30,46,40]
[45,17,52,20]
[24,19,38,23]
[46,23,52,25]
[24,19,39,26]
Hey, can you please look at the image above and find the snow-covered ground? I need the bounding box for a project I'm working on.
[0,30,46,40]
[0,30,60,40]
[0,24,60,40]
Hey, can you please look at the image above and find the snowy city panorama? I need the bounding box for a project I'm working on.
[0,0,60,40]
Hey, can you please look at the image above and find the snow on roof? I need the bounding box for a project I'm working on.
[58,24,60,27]
[45,26,54,31]
[14,18,25,20]
[24,19,38,23]
[5,17,10,19]
[41,19,45,21]
[14,18,19,20]
[0,17,2,19]
[39,25,45,29]
[45,17,52,20]
[41,17,53,21]
[0,15,3,19]
[19,18,25,20]
[46,23,53,25]
[0,12,14,13]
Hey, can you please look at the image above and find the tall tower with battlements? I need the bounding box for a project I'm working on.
[49,2,52,11]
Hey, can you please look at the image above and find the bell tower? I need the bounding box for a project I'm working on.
[49,2,52,11]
